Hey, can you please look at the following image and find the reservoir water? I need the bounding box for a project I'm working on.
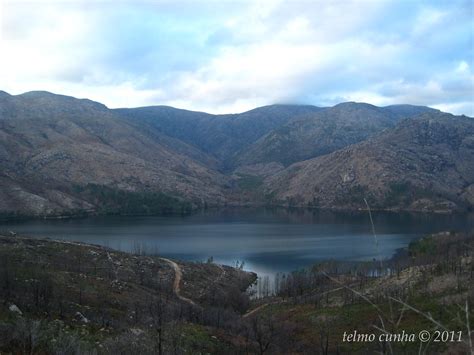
[1,208,473,277]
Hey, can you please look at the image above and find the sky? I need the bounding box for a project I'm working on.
[0,0,472,115]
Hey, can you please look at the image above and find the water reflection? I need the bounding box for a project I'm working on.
[1,207,473,278]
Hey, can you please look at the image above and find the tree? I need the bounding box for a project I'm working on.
[149,296,166,355]
[249,315,276,355]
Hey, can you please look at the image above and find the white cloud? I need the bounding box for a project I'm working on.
[432,102,473,117]
[412,7,448,37]
[0,0,472,115]
[456,60,470,74]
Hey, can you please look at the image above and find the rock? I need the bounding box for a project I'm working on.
[341,171,355,183]
[130,328,144,336]
[9,304,22,315]
[75,311,89,323]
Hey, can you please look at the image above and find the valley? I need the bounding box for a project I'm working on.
[0,90,472,218]
[1,90,473,354]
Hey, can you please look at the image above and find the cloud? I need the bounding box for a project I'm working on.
[0,0,472,115]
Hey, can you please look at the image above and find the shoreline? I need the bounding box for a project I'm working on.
[0,203,469,223]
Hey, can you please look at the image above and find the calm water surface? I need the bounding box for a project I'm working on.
[1,208,473,277]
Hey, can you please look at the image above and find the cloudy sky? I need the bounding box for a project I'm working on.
[0,0,472,115]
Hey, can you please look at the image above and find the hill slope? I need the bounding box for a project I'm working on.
[1,90,471,215]
[236,103,439,168]
[115,104,322,168]
[0,234,256,354]
[0,91,228,216]
[264,112,474,212]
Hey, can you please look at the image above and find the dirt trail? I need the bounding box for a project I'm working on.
[242,300,284,318]
[242,285,349,318]
[160,258,196,306]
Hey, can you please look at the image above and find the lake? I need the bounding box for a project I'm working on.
[1,208,473,278]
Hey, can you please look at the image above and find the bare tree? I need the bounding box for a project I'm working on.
[249,315,276,355]
[149,296,166,355]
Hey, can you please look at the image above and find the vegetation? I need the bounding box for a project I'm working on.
[0,231,472,353]
[2,92,472,217]
[0,235,256,354]
[408,236,436,256]
[334,185,376,206]
[384,181,446,208]
[0,211,25,222]
[73,184,193,216]
[236,174,264,191]
[258,231,474,353]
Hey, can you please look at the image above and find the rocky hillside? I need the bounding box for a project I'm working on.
[115,104,322,169]
[264,112,474,212]
[0,91,228,216]
[235,103,438,168]
[0,90,472,216]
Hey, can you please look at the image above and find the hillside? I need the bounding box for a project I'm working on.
[0,90,472,216]
[265,112,474,212]
[0,234,256,354]
[248,231,474,354]
[235,103,439,168]
[0,91,228,216]
[115,104,322,168]
[1,232,472,354]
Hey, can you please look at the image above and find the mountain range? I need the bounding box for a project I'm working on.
[0,90,472,217]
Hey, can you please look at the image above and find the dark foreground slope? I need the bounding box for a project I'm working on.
[265,112,474,212]
[250,231,474,354]
[1,231,472,354]
[0,235,256,354]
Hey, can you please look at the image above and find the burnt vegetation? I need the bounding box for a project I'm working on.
[0,231,473,353]
[0,235,257,354]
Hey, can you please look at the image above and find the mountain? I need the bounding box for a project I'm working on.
[264,112,474,212]
[235,103,439,168]
[115,104,322,168]
[0,90,471,216]
[0,91,228,216]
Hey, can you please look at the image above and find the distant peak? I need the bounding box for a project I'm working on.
[17,90,108,110]
[0,90,11,98]
[241,103,322,115]
[18,90,57,98]
[334,102,379,109]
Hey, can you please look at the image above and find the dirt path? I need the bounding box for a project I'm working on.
[160,257,196,306]
[242,300,284,319]
[96,250,196,307]
[242,285,350,319]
